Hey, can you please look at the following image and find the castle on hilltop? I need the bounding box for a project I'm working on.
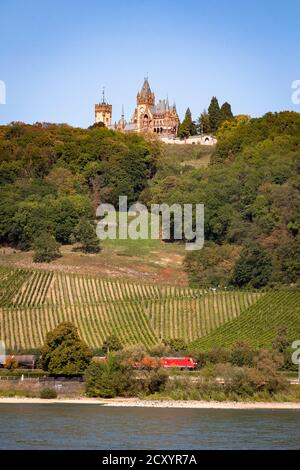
[95,78,180,136]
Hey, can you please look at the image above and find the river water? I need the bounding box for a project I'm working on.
[0,404,299,449]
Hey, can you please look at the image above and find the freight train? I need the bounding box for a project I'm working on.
[0,355,198,371]
[93,356,198,370]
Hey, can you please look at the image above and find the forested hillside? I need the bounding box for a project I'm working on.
[0,123,160,250]
[0,112,299,289]
[143,112,300,288]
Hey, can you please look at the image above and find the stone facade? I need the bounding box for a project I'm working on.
[160,135,217,145]
[95,102,112,127]
[96,79,180,136]
[95,89,112,126]
[127,79,179,136]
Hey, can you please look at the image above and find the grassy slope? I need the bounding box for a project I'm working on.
[163,143,214,169]
[189,290,300,351]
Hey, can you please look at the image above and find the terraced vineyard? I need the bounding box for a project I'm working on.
[0,266,297,351]
[189,290,300,351]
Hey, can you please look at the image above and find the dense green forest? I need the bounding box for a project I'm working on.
[0,112,299,288]
[143,112,300,288]
[0,124,159,250]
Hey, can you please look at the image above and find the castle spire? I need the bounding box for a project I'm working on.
[95,87,112,126]
[101,86,106,104]
[140,77,151,97]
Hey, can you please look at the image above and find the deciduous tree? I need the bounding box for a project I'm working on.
[41,322,92,375]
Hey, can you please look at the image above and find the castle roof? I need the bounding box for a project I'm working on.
[124,122,137,131]
[153,99,169,114]
[139,78,152,98]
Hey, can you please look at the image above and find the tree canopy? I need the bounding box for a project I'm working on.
[178,108,197,139]
[41,322,92,375]
[143,111,300,288]
[0,124,159,253]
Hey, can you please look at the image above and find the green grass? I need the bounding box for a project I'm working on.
[189,290,300,351]
[163,143,214,164]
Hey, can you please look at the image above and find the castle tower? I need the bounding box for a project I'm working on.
[95,88,112,126]
[136,78,155,132]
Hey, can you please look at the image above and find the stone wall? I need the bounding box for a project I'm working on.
[0,377,85,397]
[160,135,217,145]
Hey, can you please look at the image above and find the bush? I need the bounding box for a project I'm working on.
[40,387,57,399]
[149,343,171,357]
[4,356,18,370]
[202,359,288,397]
[206,347,230,364]
[117,345,147,368]
[101,335,123,354]
[85,353,135,398]
[272,326,290,353]
[163,338,187,354]
[230,341,255,367]
[253,349,288,393]
[146,368,169,394]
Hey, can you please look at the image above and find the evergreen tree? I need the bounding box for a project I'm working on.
[178,108,197,139]
[208,96,221,133]
[220,102,234,124]
[197,109,211,134]
[33,232,61,263]
[73,218,100,253]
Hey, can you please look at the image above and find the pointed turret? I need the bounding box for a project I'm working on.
[140,78,151,98]
[95,86,112,126]
[166,95,169,110]
[137,77,155,106]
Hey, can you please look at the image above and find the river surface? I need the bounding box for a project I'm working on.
[0,404,299,449]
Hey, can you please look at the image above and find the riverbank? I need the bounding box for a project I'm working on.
[1,397,300,409]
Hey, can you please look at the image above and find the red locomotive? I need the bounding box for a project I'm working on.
[159,357,198,369]
[92,356,198,370]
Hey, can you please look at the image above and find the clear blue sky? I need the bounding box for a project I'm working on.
[0,0,299,127]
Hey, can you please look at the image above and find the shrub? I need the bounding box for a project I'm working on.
[117,345,147,368]
[4,356,18,370]
[163,338,187,354]
[146,368,169,394]
[85,353,135,398]
[149,343,171,357]
[272,326,290,353]
[230,341,255,367]
[40,388,57,399]
[253,349,288,393]
[101,335,123,354]
[205,347,230,364]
